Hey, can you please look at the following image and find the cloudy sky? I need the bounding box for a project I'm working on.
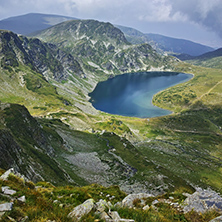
[0,0,222,48]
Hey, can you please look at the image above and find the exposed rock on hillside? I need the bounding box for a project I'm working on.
[122,193,154,208]
[182,188,222,213]
[1,168,222,221]
[68,198,95,221]
[0,103,72,184]
[0,30,84,82]
[32,19,178,76]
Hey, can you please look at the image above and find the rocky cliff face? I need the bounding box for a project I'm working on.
[33,19,178,76]
[0,30,84,82]
[0,102,71,184]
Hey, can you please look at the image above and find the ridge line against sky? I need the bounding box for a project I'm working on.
[0,0,221,48]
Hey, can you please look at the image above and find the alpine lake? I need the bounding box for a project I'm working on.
[89,72,193,118]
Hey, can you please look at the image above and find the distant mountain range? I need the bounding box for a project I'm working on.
[0,13,214,57]
[0,13,76,35]
[31,19,177,75]
[192,47,222,59]
[116,25,214,56]
[180,47,222,69]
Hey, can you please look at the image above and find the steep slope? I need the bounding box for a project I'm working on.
[32,19,177,78]
[0,102,196,194]
[0,30,84,81]
[0,30,89,115]
[0,103,72,184]
[117,25,214,56]
[0,13,76,35]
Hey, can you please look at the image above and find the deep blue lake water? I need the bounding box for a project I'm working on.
[89,72,193,118]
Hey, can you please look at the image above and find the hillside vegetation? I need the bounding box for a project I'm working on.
[0,18,222,217]
[184,48,222,69]
[1,170,221,222]
[32,19,178,79]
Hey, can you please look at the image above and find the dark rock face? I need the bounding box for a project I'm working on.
[0,103,70,184]
[0,129,22,170]
[0,30,84,82]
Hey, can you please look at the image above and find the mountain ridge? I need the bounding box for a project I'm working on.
[32,19,177,77]
[0,30,84,81]
[180,48,222,69]
[116,25,214,56]
[0,13,214,58]
[0,13,76,35]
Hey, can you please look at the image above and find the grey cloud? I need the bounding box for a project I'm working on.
[0,0,221,46]
[168,0,222,38]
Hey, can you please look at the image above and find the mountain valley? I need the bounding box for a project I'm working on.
[0,13,222,221]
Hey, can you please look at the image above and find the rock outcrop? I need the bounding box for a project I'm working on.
[33,19,177,76]
[0,169,26,218]
[122,193,154,208]
[182,188,222,213]
[0,30,84,82]
[68,197,135,222]
[68,198,95,221]
[1,171,222,222]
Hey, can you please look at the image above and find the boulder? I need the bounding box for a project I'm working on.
[0,168,15,181]
[119,219,135,222]
[108,211,121,220]
[18,196,26,203]
[100,211,111,221]
[0,168,29,182]
[68,198,94,221]
[2,187,16,195]
[1,186,9,192]
[0,202,13,212]
[102,210,135,222]
[152,200,159,205]
[122,193,153,208]
[142,205,150,211]
[95,199,109,213]
[182,188,222,213]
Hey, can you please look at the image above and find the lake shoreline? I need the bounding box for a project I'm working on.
[89,71,193,118]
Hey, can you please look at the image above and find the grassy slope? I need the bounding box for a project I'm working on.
[134,63,222,192]
[76,62,222,193]
[1,44,222,195]
[0,172,219,222]
[37,61,222,193]
[153,63,222,111]
[0,65,79,116]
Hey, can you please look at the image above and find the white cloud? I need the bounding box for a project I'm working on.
[137,1,187,22]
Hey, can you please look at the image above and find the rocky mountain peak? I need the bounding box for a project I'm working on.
[33,19,176,75]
